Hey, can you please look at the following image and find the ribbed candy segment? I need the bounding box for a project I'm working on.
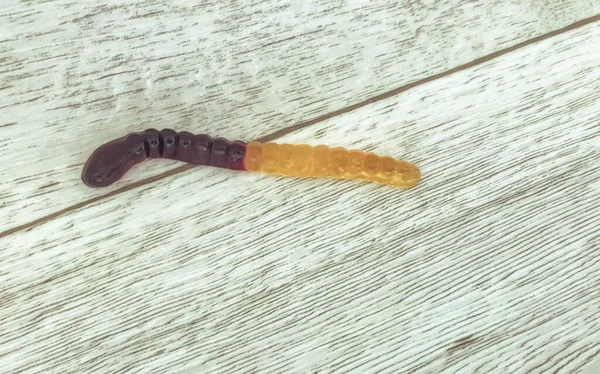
[244,141,420,188]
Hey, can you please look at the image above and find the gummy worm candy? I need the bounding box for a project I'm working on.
[81,129,420,189]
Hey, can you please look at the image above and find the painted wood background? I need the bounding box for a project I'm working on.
[1,1,599,373]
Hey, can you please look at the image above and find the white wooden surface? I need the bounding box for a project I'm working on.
[1,1,600,373]
[2,1,600,232]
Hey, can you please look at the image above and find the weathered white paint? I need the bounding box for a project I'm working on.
[1,15,599,373]
[1,0,600,231]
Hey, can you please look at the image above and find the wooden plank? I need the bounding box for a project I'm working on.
[2,22,599,374]
[1,1,599,232]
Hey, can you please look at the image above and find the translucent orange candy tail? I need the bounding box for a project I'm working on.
[243,141,420,188]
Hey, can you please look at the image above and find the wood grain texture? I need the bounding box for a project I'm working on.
[2,1,600,232]
[2,19,599,373]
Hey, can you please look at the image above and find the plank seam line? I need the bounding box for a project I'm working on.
[257,14,600,142]
[1,14,599,239]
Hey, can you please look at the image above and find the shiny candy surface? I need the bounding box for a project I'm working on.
[81,129,246,187]
[244,141,420,188]
[82,129,420,189]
